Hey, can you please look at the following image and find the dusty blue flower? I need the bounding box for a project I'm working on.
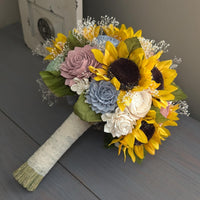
[96,35,119,47]
[86,80,119,114]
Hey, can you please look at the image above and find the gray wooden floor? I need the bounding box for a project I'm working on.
[0,23,200,200]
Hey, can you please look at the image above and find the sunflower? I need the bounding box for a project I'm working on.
[44,33,67,60]
[89,40,160,111]
[83,25,100,41]
[102,24,142,41]
[150,59,178,109]
[110,109,178,162]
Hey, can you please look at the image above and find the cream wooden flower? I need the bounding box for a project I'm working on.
[128,91,152,119]
[101,107,137,137]
[70,78,90,95]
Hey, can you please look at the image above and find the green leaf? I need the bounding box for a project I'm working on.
[135,154,143,164]
[39,71,75,97]
[73,93,102,122]
[124,37,141,54]
[67,31,89,50]
[172,83,188,101]
[46,56,64,71]
[151,105,168,124]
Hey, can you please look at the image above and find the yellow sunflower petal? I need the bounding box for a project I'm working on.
[105,41,118,59]
[44,54,54,60]
[149,139,159,150]
[163,69,177,86]
[129,48,145,66]
[134,29,142,37]
[117,41,129,58]
[135,129,148,144]
[109,138,121,146]
[91,49,104,64]
[121,134,135,148]
[128,148,136,163]
[94,26,100,38]
[54,44,63,52]
[156,60,172,71]
[56,33,67,43]
[89,66,110,81]
[126,27,134,38]
[135,145,144,159]
[123,147,127,162]
[152,98,168,109]
[103,49,115,66]
[158,127,169,137]
[46,47,55,53]
[118,143,123,155]
[120,24,126,31]
[161,127,171,137]
[159,93,175,101]
[150,50,163,60]
[144,143,155,155]
[111,77,121,90]
[162,120,178,127]
[146,110,157,119]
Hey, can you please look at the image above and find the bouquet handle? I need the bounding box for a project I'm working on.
[13,112,91,191]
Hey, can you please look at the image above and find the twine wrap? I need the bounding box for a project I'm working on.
[13,112,91,191]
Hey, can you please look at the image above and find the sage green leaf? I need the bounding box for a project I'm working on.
[135,155,143,164]
[172,83,188,101]
[124,37,141,54]
[46,56,64,71]
[39,71,75,97]
[67,31,89,50]
[73,93,102,122]
[151,105,168,124]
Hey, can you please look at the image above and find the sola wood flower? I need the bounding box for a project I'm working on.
[70,77,90,95]
[102,107,137,137]
[60,45,100,86]
[85,80,119,114]
[127,91,152,119]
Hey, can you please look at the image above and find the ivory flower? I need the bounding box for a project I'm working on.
[70,78,90,95]
[101,107,137,137]
[128,91,152,119]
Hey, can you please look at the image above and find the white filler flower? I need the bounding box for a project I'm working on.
[128,91,152,119]
[70,78,90,95]
[102,107,137,137]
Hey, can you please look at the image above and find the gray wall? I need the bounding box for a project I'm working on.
[84,0,200,121]
[0,0,20,28]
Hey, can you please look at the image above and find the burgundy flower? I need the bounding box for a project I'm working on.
[60,45,100,86]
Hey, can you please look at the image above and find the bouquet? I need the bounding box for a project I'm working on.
[13,16,189,191]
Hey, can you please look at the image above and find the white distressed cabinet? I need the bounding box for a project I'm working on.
[18,0,82,54]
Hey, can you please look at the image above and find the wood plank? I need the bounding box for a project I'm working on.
[60,116,200,200]
[0,111,99,200]
[0,23,200,200]
[0,23,73,144]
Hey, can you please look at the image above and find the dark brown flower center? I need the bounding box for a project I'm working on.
[151,67,164,90]
[134,121,155,146]
[108,58,140,90]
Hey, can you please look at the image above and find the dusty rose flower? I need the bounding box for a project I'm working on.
[160,102,170,118]
[60,45,100,86]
